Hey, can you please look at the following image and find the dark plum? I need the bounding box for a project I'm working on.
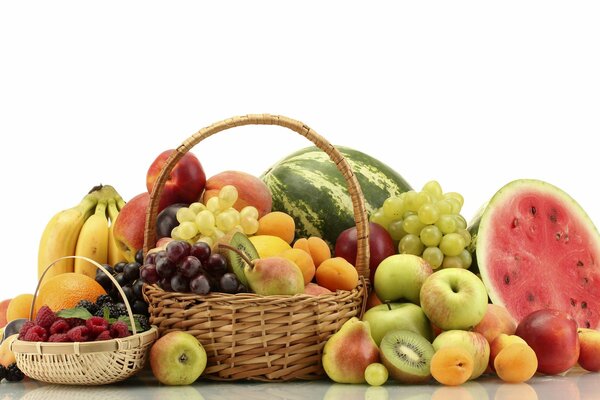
[156,203,188,239]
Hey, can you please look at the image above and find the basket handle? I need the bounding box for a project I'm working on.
[142,114,370,279]
[33,256,138,335]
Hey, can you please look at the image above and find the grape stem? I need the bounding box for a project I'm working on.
[218,243,256,269]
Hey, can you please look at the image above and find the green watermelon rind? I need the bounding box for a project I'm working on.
[472,178,600,327]
[261,146,412,248]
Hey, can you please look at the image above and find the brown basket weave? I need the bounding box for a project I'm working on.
[142,114,370,381]
[11,256,158,385]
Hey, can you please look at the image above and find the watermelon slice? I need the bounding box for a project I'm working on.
[469,179,600,329]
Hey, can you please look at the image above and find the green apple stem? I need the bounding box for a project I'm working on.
[385,302,392,311]
[218,243,255,269]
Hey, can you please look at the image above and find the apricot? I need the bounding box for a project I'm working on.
[6,293,34,322]
[494,343,538,383]
[256,211,296,244]
[430,347,474,386]
[293,236,331,267]
[315,257,359,292]
[280,248,316,284]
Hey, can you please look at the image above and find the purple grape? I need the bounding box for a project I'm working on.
[179,256,202,278]
[140,264,159,284]
[144,252,158,265]
[219,273,239,294]
[123,262,141,283]
[170,274,189,293]
[205,254,228,276]
[166,240,191,264]
[159,277,173,291]
[190,274,211,295]
[132,279,145,299]
[190,242,211,263]
[236,283,248,293]
[114,262,127,273]
[156,252,176,279]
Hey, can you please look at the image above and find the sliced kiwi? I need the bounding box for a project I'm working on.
[216,231,258,287]
[379,329,434,384]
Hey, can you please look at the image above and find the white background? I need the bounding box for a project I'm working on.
[1,1,599,299]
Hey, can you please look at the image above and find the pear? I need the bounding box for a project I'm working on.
[322,317,380,384]
[219,243,304,295]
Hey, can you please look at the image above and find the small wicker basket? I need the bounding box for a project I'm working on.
[11,256,158,385]
[142,114,371,381]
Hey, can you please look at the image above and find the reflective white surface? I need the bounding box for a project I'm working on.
[1,366,597,400]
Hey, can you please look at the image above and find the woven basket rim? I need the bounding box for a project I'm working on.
[11,326,158,355]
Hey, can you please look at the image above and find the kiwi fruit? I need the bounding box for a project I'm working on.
[216,231,259,287]
[379,329,434,383]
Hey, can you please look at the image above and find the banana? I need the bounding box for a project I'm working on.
[107,199,126,265]
[37,193,98,280]
[74,200,110,278]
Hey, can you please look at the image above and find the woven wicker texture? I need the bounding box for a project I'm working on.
[142,114,371,381]
[11,256,158,385]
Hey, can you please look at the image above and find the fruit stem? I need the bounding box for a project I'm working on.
[385,302,392,311]
[218,243,255,268]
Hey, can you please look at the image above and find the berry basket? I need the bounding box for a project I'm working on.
[142,114,371,381]
[11,256,158,385]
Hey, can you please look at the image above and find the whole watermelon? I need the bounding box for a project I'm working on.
[261,146,412,248]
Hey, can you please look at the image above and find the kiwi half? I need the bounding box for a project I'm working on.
[379,329,434,383]
[216,231,259,287]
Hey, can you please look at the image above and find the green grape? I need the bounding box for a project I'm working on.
[176,207,196,223]
[170,226,181,240]
[456,229,472,247]
[206,196,220,214]
[195,210,216,235]
[213,228,225,240]
[404,191,420,212]
[197,236,214,248]
[454,214,468,230]
[444,192,464,209]
[435,199,453,215]
[218,185,238,210]
[436,214,457,234]
[459,249,472,268]
[216,211,237,232]
[382,196,404,220]
[178,221,198,240]
[189,202,206,214]
[371,208,392,230]
[387,219,407,241]
[240,216,259,235]
[415,192,432,209]
[364,362,389,386]
[439,233,466,257]
[240,205,259,220]
[420,225,442,247]
[398,234,424,255]
[422,246,444,269]
[422,180,443,200]
[402,215,425,235]
[418,203,439,225]
[222,208,241,226]
[445,197,462,214]
[441,256,463,269]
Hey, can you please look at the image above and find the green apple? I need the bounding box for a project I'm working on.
[362,302,433,346]
[419,267,488,330]
[374,254,432,304]
[149,331,207,385]
[432,329,490,380]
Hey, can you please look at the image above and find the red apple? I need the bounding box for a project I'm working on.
[146,149,206,211]
[515,308,580,375]
[113,192,150,262]
[335,222,395,283]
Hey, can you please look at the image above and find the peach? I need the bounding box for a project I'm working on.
[577,328,600,372]
[494,343,538,383]
[489,333,528,371]
[472,304,517,345]
[202,171,272,218]
[304,282,332,295]
[430,346,474,386]
[0,298,11,328]
[113,192,150,262]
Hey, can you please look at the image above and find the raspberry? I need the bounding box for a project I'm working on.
[35,305,57,329]
[48,333,70,342]
[22,325,48,342]
[109,321,130,338]
[65,318,86,328]
[86,316,110,337]
[18,321,35,339]
[95,330,112,341]
[67,325,91,342]
[49,318,70,335]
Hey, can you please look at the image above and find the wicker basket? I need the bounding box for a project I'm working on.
[142,114,371,381]
[11,256,158,385]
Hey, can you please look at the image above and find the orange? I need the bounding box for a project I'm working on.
[35,273,107,313]
[6,294,34,322]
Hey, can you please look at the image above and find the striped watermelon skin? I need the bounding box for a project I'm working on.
[261,146,412,248]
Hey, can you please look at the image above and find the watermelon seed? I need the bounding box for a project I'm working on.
[581,301,588,309]
[527,293,535,302]
[504,274,510,285]
[555,232,562,241]
[549,208,558,223]
[577,260,584,267]
[570,298,577,306]
[585,321,591,328]
[512,218,519,228]
[530,206,537,215]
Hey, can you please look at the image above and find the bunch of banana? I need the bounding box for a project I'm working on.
[37,185,128,280]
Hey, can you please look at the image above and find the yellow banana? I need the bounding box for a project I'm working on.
[107,199,126,265]
[38,193,98,280]
[74,201,110,278]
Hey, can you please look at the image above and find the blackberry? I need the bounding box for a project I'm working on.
[95,303,127,319]
[76,299,98,315]
[96,294,113,307]
[135,314,151,332]
[5,363,25,382]
[0,364,6,380]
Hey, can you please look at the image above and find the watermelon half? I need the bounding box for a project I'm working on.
[470,179,600,329]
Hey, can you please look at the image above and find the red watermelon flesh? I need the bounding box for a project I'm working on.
[472,179,600,329]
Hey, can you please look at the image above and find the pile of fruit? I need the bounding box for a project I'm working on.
[1,139,600,389]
